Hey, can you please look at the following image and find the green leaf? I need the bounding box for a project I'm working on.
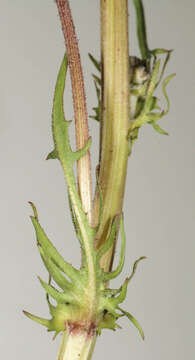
[52,58,73,165]
[161,73,175,115]
[148,72,175,135]
[92,74,101,86]
[148,96,160,112]
[102,287,122,297]
[97,215,119,263]
[67,192,81,237]
[111,256,146,306]
[46,149,58,160]
[151,48,172,56]
[52,54,91,166]
[103,215,126,281]
[67,192,88,267]
[89,53,101,72]
[95,166,104,231]
[152,49,173,86]
[73,137,92,162]
[38,277,74,304]
[133,0,150,61]
[89,56,101,122]
[118,307,145,340]
[28,201,38,220]
[23,310,50,328]
[94,80,101,101]
[30,215,79,282]
[127,256,146,284]
[52,55,96,277]
[98,312,120,334]
[146,60,161,99]
[90,85,101,122]
[38,245,72,291]
[150,121,168,135]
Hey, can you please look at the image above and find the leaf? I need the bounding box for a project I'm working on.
[38,277,74,304]
[127,256,146,284]
[111,256,146,306]
[94,80,101,101]
[23,310,50,328]
[52,55,96,273]
[28,201,38,220]
[148,96,160,112]
[73,137,92,162]
[151,48,172,56]
[52,54,91,167]
[89,55,102,122]
[92,74,101,86]
[161,73,175,116]
[146,59,161,98]
[90,81,101,121]
[156,50,173,85]
[133,0,150,61]
[30,215,79,282]
[89,53,101,72]
[94,165,104,232]
[150,121,168,136]
[38,245,72,291]
[46,148,58,160]
[97,215,119,263]
[102,287,122,297]
[119,307,145,340]
[51,56,74,166]
[103,215,126,281]
[148,72,175,135]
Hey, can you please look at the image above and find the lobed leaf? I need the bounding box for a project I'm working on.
[38,277,75,304]
[30,215,79,282]
[38,245,72,291]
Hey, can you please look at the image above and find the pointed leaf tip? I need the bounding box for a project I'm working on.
[151,121,168,136]
[38,276,69,304]
[88,53,101,72]
[28,202,38,220]
[119,307,145,340]
[127,256,146,283]
[23,310,50,328]
[46,148,58,160]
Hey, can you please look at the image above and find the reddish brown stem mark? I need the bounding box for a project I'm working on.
[56,0,92,220]
[67,321,97,338]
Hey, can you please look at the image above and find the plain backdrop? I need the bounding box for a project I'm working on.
[0,1,194,359]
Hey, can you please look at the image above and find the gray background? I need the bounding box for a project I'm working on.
[0,0,194,359]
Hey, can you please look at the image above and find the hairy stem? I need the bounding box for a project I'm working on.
[93,0,130,272]
[56,0,92,223]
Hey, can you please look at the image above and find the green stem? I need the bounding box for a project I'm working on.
[93,0,130,272]
[133,0,150,60]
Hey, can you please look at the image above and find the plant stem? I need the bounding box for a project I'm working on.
[57,330,97,360]
[93,0,130,272]
[56,0,92,223]
[55,1,130,359]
